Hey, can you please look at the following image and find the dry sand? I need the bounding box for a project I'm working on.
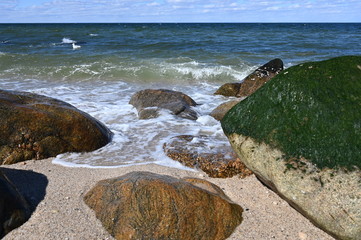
[2,159,334,240]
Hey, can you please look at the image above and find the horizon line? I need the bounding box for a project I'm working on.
[0,21,360,24]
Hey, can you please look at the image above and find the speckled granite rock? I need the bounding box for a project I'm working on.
[84,171,243,240]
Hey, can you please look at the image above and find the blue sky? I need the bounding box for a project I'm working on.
[0,0,360,23]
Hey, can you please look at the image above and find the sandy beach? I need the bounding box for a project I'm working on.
[2,159,334,240]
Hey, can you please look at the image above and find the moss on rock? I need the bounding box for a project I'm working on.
[222,56,361,170]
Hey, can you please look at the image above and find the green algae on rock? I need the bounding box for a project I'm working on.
[222,56,361,170]
[221,56,361,240]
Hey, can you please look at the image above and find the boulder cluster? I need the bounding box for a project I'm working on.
[128,58,284,177]
[2,56,359,240]
[0,67,257,238]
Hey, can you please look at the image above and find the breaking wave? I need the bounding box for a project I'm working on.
[0,52,255,84]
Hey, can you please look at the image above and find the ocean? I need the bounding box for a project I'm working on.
[1,23,360,169]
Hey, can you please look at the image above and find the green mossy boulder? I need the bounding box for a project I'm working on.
[222,56,361,240]
[223,56,361,170]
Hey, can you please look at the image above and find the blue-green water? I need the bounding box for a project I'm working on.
[1,23,360,168]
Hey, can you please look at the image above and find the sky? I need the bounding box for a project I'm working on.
[0,0,360,23]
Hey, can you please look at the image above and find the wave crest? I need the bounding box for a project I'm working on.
[0,53,255,84]
[62,37,76,44]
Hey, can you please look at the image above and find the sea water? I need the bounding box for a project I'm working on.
[1,23,360,169]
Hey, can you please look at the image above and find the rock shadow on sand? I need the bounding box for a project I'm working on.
[1,168,48,213]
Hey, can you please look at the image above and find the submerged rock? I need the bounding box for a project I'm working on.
[84,171,243,240]
[129,89,198,120]
[0,90,112,165]
[163,135,252,178]
[215,58,283,98]
[0,169,30,238]
[222,56,361,240]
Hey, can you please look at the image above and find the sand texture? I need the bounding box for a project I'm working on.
[2,159,334,240]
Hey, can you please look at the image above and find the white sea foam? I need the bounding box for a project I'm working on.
[0,62,248,170]
[35,80,227,169]
[162,61,253,82]
[62,37,76,44]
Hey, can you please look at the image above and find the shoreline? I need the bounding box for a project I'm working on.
[2,159,334,240]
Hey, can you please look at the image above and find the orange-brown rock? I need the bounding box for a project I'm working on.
[0,90,112,165]
[129,89,198,120]
[84,171,243,240]
[163,135,252,178]
[210,100,241,121]
[215,58,283,98]
[214,83,241,97]
[0,169,30,238]
[236,58,283,97]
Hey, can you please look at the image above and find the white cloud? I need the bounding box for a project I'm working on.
[0,0,361,22]
[147,2,160,6]
[166,0,197,3]
[290,4,301,9]
[266,6,280,11]
[0,0,18,8]
[259,1,272,6]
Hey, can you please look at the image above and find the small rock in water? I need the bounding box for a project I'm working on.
[129,89,198,120]
[163,135,253,178]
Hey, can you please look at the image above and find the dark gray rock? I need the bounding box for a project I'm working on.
[129,89,198,120]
